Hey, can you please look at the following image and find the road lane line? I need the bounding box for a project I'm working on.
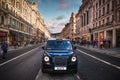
[0,47,39,67]
[77,49,120,70]
[35,69,41,80]
[76,74,81,80]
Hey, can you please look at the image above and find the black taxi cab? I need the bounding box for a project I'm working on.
[42,38,78,73]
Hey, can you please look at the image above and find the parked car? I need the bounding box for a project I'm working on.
[42,38,78,73]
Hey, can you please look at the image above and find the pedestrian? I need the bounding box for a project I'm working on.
[103,39,106,48]
[14,41,17,49]
[0,44,2,57]
[1,41,8,59]
[93,40,96,48]
[87,40,90,48]
[108,40,111,48]
[100,40,103,49]
[24,42,26,46]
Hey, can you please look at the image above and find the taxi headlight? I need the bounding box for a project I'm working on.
[71,56,77,62]
[44,56,49,62]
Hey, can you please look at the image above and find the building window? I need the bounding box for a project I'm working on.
[119,11,120,22]
[11,0,15,7]
[99,10,101,17]
[21,23,24,31]
[0,16,1,24]
[96,22,98,27]
[103,19,105,25]
[96,3,98,9]
[96,12,98,18]
[2,1,5,8]
[118,0,120,4]
[1,16,4,24]
[6,4,8,10]
[107,17,109,23]
[102,0,105,4]
[112,15,114,22]
[93,6,95,11]
[99,0,101,6]
[99,21,101,27]
[16,2,20,9]
[87,11,89,24]
[81,16,83,27]
[112,0,114,10]
[11,19,16,27]
[84,13,85,26]
[103,7,105,16]
[107,4,110,13]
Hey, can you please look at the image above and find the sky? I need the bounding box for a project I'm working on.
[30,0,82,33]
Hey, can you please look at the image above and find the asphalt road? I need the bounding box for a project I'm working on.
[0,44,120,80]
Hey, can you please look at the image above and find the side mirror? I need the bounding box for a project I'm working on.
[42,46,45,50]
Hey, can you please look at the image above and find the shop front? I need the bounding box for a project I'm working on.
[94,33,98,40]
[116,29,120,47]
[83,34,90,41]
[99,31,104,41]
[9,30,19,45]
[0,31,8,44]
[9,30,28,46]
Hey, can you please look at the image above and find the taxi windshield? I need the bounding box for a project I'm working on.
[46,40,72,50]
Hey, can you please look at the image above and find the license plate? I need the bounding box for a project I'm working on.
[54,67,67,70]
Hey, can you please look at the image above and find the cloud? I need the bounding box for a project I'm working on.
[56,0,71,11]
[56,15,65,20]
[34,0,41,4]
[46,21,67,33]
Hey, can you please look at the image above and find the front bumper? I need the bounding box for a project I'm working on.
[42,62,77,73]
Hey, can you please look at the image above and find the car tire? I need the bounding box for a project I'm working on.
[73,70,77,73]
[41,63,46,73]
[42,66,46,73]
[73,66,78,73]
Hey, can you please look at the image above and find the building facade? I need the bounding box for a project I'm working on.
[74,0,120,47]
[69,12,76,40]
[76,0,93,42]
[51,33,61,38]
[0,0,34,45]
[0,0,51,45]
[92,0,120,47]
[61,12,76,40]
[61,23,71,39]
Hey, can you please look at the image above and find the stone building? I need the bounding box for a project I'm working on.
[92,0,120,47]
[69,12,76,40]
[75,0,120,47]
[0,0,34,45]
[75,0,93,42]
[61,12,76,40]
[0,0,50,45]
[61,23,71,39]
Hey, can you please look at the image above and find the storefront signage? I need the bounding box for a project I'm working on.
[0,31,7,37]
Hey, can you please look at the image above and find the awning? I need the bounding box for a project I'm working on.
[9,30,19,36]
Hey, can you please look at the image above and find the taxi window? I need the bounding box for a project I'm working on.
[46,40,72,50]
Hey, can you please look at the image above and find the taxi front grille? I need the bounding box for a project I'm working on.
[54,57,67,66]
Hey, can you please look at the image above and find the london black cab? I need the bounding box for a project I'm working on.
[42,38,78,73]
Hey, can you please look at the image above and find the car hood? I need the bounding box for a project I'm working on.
[46,50,73,57]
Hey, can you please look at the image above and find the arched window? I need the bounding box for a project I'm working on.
[1,16,4,24]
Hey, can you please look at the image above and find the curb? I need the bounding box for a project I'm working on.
[77,45,120,58]
[8,43,42,52]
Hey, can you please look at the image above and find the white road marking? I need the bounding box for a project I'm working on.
[35,69,41,80]
[0,47,38,67]
[76,74,81,80]
[77,49,120,70]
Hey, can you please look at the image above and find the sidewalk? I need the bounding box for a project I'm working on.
[77,45,120,58]
[8,44,33,51]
